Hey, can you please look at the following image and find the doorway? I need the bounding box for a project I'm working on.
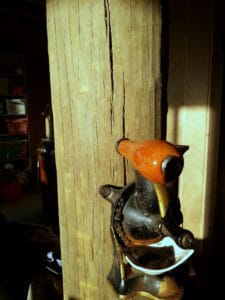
[0,2,61,300]
[0,1,57,225]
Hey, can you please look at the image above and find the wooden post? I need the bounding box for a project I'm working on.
[46,0,162,299]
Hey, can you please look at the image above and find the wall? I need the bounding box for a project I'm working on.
[167,0,223,297]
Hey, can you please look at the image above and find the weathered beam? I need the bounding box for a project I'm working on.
[46,1,162,298]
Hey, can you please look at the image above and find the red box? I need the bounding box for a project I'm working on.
[5,118,28,135]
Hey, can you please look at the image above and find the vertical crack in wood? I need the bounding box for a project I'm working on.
[107,3,114,96]
[146,11,150,89]
[103,0,108,36]
[160,0,169,139]
[104,0,114,133]
[122,71,127,185]
[122,71,126,139]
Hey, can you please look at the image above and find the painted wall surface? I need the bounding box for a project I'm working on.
[167,0,223,297]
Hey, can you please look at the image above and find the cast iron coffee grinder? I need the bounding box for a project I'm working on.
[99,138,195,299]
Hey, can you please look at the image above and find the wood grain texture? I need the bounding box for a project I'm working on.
[46,0,162,299]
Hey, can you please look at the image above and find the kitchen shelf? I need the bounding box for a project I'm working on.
[0,54,31,181]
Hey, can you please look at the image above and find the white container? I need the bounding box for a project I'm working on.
[5,98,26,115]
